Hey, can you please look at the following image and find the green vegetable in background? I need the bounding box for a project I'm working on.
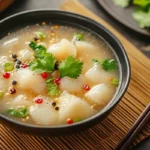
[59,56,83,78]
[113,0,131,7]
[113,0,150,28]
[133,8,150,28]
[8,108,28,118]
[133,0,150,9]
[46,78,60,96]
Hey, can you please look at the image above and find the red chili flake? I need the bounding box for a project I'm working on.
[67,118,73,124]
[35,98,43,104]
[9,88,16,94]
[21,64,28,68]
[41,72,49,79]
[55,77,61,85]
[3,73,10,79]
[83,85,90,90]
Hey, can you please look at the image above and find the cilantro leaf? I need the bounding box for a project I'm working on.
[29,53,56,73]
[46,78,60,96]
[101,59,117,71]
[133,8,150,28]
[113,0,131,7]
[29,41,46,51]
[93,59,117,71]
[59,56,83,78]
[8,107,28,118]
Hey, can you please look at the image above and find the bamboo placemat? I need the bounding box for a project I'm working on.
[0,0,150,149]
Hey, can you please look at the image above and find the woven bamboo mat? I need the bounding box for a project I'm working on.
[0,0,150,149]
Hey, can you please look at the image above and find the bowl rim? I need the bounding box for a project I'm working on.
[0,9,131,129]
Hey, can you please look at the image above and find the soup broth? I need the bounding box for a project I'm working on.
[0,24,119,126]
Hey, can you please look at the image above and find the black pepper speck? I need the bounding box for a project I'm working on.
[55,107,59,110]
[52,101,56,107]
[12,80,17,85]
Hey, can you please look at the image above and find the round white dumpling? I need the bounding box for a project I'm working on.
[29,97,58,125]
[11,95,32,107]
[18,49,34,63]
[59,91,95,123]
[12,68,46,94]
[47,39,76,61]
[59,75,85,94]
[84,84,114,106]
[85,63,115,84]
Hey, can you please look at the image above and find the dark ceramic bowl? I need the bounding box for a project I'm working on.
[0,10,130,136]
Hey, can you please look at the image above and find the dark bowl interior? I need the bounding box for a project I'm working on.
[0,10,130,136]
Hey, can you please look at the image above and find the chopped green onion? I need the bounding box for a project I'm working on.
[8,107,28,118]
[4,62,14,71]
[73,33,84,41]
[74,118,82,122]
[35,32,46,39]
[112,78,119,86]
[0,91,4,99]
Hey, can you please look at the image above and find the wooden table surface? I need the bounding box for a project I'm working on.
[0,0,150,58]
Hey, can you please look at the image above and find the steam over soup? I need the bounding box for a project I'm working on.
[0,24,119,126]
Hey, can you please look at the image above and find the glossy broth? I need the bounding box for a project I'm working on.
[0,24,119,126]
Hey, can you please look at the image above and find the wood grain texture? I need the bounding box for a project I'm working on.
[0,0,150,150]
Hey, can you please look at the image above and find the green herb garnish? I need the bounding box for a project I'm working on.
[59,56,83,78]
[46,78,60,96]
[8,107,28,118]
[35,31,46,39]
[101,59,117,71]
[73,33,84,41]
[29,41,46,52]
[92,59,117,71]
[0,91,4,99]
[29,52,56,73]
[4,62,14,71]
[112,78,119,86]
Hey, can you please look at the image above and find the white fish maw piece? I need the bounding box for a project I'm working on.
[12,68,46,94]
[59,91,94,123]
[29,101,58,125]
[60,75,85,94]
[11,95,32,107]
[18,49,34,63]
[47,39,76,61]
[85,64,113,84]
[84,84,113,105]
[74,41,96,54]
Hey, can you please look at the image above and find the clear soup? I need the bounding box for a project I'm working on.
[0,24,119,126]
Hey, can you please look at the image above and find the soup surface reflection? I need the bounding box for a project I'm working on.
[0,24,119,126]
